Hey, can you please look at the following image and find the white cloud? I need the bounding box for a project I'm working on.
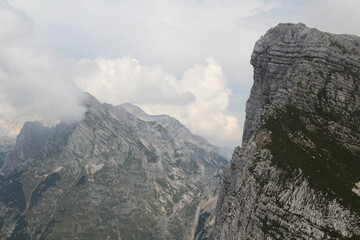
[239,0,360,38]
[7,0,280,88]
[73,56,242,147]
[0,0,245,147]
[0,0,32,43]
[300,0,360,36]
[3,0,288,146]
[142,58,243,147]
[5,0,360,147]
[0,1,85,124]
[73,56,195,105]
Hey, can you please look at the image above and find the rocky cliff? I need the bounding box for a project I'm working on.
[0,94,227,240]
[214,23,360,239]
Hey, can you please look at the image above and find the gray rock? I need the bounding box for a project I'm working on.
[214,23,360,239]
[0,94,227,240]
[0,115,39,168]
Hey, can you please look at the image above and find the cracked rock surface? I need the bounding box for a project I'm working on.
[0,94,227,240]
[214,23,360,239]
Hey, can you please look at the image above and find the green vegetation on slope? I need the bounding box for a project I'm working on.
[263,106,360,215]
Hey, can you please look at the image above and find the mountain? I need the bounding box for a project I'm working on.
[216,146,233,162]
[0,115,39,169]
[214,23,360,239]
[0,116,18,168]
[0,94,227,240]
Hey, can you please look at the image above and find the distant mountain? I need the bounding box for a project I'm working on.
[216,146,233,162]
[214,23,360,239]
[0,94,227,239]
[0,115,39,168]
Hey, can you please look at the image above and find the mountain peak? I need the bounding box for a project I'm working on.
[0,94,226,239]
[244,21,360,144]
[215,24,360,239]
[81,92,102,108]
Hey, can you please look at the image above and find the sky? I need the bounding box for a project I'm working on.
[1,0,360,148]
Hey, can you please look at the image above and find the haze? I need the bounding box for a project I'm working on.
[1,0,360,148]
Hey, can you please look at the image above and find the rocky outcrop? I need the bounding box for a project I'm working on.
[0,94,227,240]
[0,115,40,168]
[214,23,360,239]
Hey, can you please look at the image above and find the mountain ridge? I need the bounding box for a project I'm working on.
[0,93,227,239]
[214,23,360,239]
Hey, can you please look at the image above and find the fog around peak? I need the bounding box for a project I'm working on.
[0,1,86,125]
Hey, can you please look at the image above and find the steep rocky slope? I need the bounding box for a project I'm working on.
[214,23,360,239]
[0,94,227,240]
[0,115,39,168]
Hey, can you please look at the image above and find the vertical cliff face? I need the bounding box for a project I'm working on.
[215,23,360,239]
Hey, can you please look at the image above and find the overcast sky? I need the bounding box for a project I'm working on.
[1,0,360,148]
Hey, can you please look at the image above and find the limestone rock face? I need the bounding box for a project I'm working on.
[214,23,360,239]
[0,94,227,240]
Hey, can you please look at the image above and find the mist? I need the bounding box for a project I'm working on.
[3,0,360,147]
[0,1,85,125]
